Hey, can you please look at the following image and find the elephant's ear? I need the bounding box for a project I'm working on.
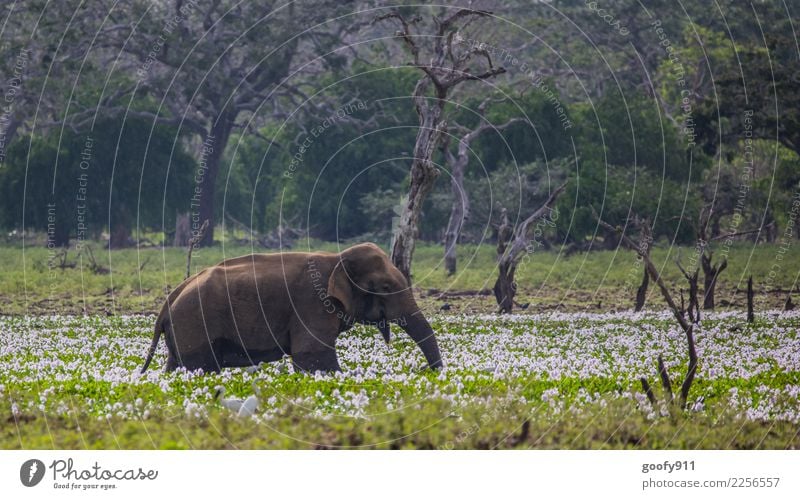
[327,259,354,316]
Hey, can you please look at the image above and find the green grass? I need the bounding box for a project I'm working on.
[0,240,797,315]
[5,399,799,449]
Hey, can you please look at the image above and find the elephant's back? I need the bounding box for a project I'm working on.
[214,251,337,287]
[169,257,295,350]
[215,251,336,271]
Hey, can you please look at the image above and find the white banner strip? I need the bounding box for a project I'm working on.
[2,450,798,498]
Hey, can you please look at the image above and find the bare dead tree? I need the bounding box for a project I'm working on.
[494,182,567,313]
[376,9,506,282]
[692,203,771,310]
[675,257,700,324]
[634,220,653,312]
[635,269,649,312]
[691,205,722,311]
[82,245,109,275]
[700,249,727,310]
[595,212,697,410]
[443,99,523,275]
[54,248,76,270]
[493,206,512,309]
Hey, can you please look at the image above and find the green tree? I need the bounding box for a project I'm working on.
[0,117,195,247]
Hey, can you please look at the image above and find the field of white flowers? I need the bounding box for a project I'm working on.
[1,311,798,449]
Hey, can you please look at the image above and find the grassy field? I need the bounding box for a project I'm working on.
[1,241,798,449]
[1,312,798,449]
[0,240,797,315]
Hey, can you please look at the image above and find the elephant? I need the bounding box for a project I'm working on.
[140,242,443,374]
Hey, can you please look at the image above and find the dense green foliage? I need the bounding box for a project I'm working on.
[0,118,195,245]
[0,1,796,249]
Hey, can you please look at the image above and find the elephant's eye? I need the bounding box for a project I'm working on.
[382,283,391,292]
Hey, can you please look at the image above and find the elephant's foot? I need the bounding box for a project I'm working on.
[164,355,179,372]
[170,346,223,373]
[292,349,341,374]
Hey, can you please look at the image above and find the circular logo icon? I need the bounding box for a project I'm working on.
[20,459,45,487]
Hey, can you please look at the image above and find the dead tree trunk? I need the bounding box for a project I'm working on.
[173,212,191,247]
[635,269,649,312]
[391,88,444,280]
[634,221,653,312]
[443,142,466,276]
[676,260,700,324]
[493,208,514,312]
[494,183,567,313]
[747,275,755,323]
[443,105,523,275]
[377,10,506,283]
[700,250,727,310]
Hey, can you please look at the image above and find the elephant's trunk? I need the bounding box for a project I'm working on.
[400,312,443,369]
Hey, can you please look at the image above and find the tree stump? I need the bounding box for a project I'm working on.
[174,212,191,247]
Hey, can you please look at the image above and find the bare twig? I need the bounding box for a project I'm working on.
[657,354,673,405]
[56,248,76,269]
[709,222,774,242]
[138,255,152,272]
[81,244,109,275]
[640,377,657,407]
[592,210,690,331]
[593,209,698,410]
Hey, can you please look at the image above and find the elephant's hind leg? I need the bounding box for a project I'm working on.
[162,322,180,372]
[292,349,341,373]
[164,354,179,372]
[176,339,224,373]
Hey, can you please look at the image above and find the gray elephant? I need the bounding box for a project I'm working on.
[140,243,443,373]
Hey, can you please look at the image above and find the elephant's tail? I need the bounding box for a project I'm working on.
[140,305,168,374]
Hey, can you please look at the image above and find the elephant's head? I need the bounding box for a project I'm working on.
[326,242,443,369]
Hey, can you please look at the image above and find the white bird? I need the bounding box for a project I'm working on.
[214,386,244,412]
[236,395,259,417]
[214,386,260,417]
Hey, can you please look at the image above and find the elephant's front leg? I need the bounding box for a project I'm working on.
[292,348,341,373]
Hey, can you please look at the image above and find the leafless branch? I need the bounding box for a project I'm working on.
[640,377,657,407]
[709,222,773,242]
[657,354,673,405]
[593,209,698,410]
